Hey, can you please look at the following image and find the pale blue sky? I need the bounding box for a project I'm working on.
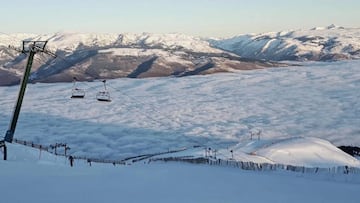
[1,0,359,37]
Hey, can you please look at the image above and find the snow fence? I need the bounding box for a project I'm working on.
[150,156,360,175]
[9,138,360,175]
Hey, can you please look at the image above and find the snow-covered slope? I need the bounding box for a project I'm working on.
[0,32,283,86]
[229,137,360,168]
[2,142,359,203]
[210,25,360,61]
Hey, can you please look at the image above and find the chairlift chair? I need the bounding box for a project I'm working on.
[71,77,85,99]
[96,80,111,102]
[71,88,85,98]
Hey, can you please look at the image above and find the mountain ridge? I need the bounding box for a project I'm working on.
[0,32,283,86]
[2,26,359,86]
[209,25,360,61]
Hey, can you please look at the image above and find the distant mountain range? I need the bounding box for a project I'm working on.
[0,32,282,86]
[0,25,359,86]
[210,25,360,61]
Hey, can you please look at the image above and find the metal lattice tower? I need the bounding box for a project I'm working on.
[1,41,50,160]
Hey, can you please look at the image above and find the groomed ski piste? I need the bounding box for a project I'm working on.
[1,139,360,203]
[1,60,360,202]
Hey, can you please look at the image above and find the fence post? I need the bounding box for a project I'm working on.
[4,144,7,160]
[39,145,42,160]
[1,141,7,160]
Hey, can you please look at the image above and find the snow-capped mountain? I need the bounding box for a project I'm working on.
[2,26,359,86]
[0,32,282,86]
[209,25,360,61]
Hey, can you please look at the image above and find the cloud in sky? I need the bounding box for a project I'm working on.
[1,0,359,37]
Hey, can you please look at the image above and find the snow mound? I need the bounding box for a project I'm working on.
[237,137,360,168]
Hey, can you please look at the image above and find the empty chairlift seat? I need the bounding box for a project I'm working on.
[96,91,111,102]
[71,88,85,98]
[71,77,85,99]
[96,80,111,102]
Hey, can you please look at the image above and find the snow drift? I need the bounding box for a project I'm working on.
[230,137,360,168]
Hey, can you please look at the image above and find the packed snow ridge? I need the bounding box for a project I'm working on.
[210,25,360,61]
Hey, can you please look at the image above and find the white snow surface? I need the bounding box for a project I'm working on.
[1,142,360,203]
[99,48,193,65]
[0,60,360,164]
[230,137,360,168]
